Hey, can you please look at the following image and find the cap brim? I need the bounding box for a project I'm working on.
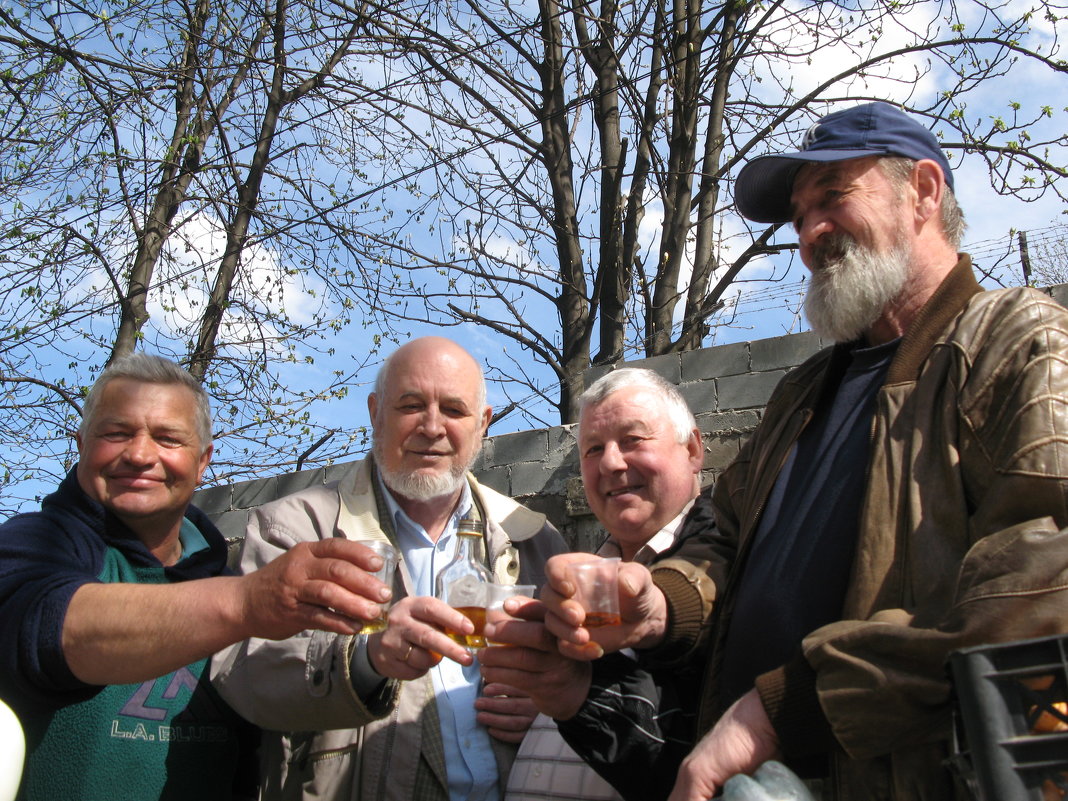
[735,149,885,223]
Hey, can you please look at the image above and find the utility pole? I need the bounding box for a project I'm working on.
[1019,230,1032,286]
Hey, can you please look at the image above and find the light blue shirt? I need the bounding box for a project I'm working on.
[378,474,499,801]
[178,517,209,560]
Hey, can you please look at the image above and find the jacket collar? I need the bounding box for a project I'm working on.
[334,456,547,543]
[886,254,982,384]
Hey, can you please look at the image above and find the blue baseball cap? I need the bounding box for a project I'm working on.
[734,102,954,224]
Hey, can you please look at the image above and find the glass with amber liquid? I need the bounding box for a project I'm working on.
[356,539,399,634]
[571,557,622,628]
[435,519,492,649]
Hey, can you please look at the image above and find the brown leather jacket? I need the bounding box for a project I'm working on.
[649,257,1068,800]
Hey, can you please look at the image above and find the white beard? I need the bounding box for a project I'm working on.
[373,442,472,503]
[804,233,911,343]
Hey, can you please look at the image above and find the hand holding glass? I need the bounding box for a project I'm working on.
[485,583,537,646]
[356,540,398,634]
[570,557,621,628]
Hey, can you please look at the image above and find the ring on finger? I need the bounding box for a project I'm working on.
[402,643,414,663]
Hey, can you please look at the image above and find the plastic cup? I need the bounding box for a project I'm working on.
[356,540,398,634]
[570,557,621,628]
[485,583,537,645]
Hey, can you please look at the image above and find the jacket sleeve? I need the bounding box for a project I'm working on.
[644,482,739,667]
[556,653,697,801]
[769,290,1068,761]
[210,502,397,732]
[0,507,103,716]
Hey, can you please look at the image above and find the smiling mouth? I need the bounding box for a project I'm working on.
[109,474,163,487]
[606,486,642,497]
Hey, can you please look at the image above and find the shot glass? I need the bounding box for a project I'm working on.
[485,583,537,646]
[356,539,399,634]
[570,557,621,628]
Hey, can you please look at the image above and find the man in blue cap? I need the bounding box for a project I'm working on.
[516,102,1068,800]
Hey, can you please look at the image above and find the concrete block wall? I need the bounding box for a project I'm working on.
[199,278,1068,548]
[194,330,827,552]
[196,281,1068,551]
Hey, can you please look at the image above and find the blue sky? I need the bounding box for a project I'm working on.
[1,0,1066,512]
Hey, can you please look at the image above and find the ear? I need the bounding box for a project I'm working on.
[367,393,378,427]
[197,443,214,480]
[686,428,704,472]
[480,405,492,436]
[911,159,944,228]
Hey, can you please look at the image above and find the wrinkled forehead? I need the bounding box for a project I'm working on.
[382,347,483,401]
[788,156,884,218]
[793,156,877,193]
[579,388,664,440]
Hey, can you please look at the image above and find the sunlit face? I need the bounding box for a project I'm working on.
[76,378,212,539]
[579,386,702,556]
[790,158,913,341]
[369,339,491,504]
[790,157,909,266]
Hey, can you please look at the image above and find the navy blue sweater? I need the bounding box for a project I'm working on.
[0,468,256,800]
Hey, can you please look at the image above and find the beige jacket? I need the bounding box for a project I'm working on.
[650,258,1068,799]
[211,458,566,801]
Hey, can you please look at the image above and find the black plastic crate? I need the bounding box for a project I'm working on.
[950,635,1068,801]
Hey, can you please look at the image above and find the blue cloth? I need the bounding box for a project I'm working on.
[379,477,500,801]
[716,338,900,711]
[0,467,256,801]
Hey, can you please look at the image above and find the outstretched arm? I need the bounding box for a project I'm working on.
[63,537,392,685]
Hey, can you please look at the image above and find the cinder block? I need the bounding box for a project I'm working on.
[698,470,716,490]
[193,483,233,514]
[230,476,281,512]
[323,460,359,485]
[696,409,761,435]
[486,429,547,466]
[678,380,718,415]
[622,353,682,384]
[212,508,251,542]
[682,341,750,380]
[703,431,746,472]
[274,467,327,501]
[717,370,786,411]
[584,364,613,388]
[474,437,494,470]
[750,332,823,372]
[475,465,510,495]
[545,425,578,470]
[510,462,553,496]
[1046,283,1068,309]
[567,518,607,554]
[565,475,591,517]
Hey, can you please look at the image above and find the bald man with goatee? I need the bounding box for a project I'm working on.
[213,337,567,801]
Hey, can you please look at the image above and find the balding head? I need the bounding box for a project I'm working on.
[369,337,491,506]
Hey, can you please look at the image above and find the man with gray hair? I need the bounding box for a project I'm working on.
[0,353,393,801]
[488,367,709,801]
[212,336,567,801]
[538,102,1068,801]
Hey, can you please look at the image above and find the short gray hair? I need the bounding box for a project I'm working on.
[578,368,697,445]
[878,156,966,248]
[80,354,212,449]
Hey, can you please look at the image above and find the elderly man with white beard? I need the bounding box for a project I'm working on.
[212,337,566,801]
[527,103,1068,801]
